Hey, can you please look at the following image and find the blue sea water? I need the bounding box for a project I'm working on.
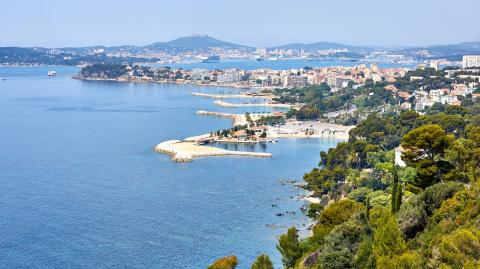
[0,66,340,268]
[152,59,415,70]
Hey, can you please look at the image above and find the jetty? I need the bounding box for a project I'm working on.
[196,111,247,126]
[213,100,293,108]
[191,92,275,99]
[196,110,275,126]
[154,140,272,162]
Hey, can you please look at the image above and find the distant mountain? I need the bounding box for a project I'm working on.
[396,41,480,60]
[3,36,480,65]
[145,35,251,52]
[269,42,375,53]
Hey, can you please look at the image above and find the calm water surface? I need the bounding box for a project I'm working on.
[0,66,340,268]
[152,59,414,70]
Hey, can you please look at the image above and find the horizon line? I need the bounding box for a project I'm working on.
[1,34,479,49]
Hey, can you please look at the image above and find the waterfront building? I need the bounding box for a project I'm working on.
[255,48,267,57]
[191,68,209,80]
[463,55,480,68]
[217,69,242,83]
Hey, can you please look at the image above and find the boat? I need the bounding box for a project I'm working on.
[48,70,57,77]
[201,56,220,63]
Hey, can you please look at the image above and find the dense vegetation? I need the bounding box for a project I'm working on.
[208,98,480,268]
[78,63,129,79]
[0,47,156,66]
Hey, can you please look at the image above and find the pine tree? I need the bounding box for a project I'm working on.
[251,254,273,269]
[276,227,301,268]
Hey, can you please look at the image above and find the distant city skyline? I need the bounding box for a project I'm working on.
[2,0,480,48]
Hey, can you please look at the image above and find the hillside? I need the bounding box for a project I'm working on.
[145,35,251,52]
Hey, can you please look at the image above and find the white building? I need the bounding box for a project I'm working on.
[191,69,208,80]
[429,60,440,70]
[217,69,242,83]
[463,55,480,68]
[255,48,267,57]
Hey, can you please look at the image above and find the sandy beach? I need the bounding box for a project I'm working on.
[154,140,272,162]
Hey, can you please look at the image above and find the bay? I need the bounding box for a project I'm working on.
[0,66,339,268]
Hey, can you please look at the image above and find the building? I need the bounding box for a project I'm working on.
[190,68,208,80]
[462,55,480,68]
[217,69,242,83]
[255,48,267,57]
[283,75,308,88]
[429,60,440,71]
[400,102,412,110]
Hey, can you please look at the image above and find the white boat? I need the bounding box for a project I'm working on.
[48,71,57,77]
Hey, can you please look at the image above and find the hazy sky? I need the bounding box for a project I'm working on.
[2,0,479,47]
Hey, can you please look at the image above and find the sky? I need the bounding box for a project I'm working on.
[1,0,480,48]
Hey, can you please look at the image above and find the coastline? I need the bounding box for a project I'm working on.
[74,76,261,90]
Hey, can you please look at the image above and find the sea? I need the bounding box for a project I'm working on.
[0,61,365,268]
[151,58,415,70]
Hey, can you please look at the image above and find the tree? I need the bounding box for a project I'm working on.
[401,125,454,188]
[250,254,273,269]
[276,227,302,268]
[420,182,463,215]
[245,112,253,125]
[429,228,480,268]
[378,251,424,269]
[317,212,370,269]
[295,105,320,120]
[446,125,480,182]
[285,108,297,119]
[208,256,238,269]
[391,166,402,213]
[370,207,405,260]
[426,102,445,114]
[445,105,467,116]
[397,195,427,239]
[312,200,366,244]
[355,237,376,269]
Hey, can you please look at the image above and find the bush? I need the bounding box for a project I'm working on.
[208,256,238,269]
[348,187,372,205]
[296,106,320,120]
[312,200,365,244]
[317,249,353,269]
[276,227,302,268]
[420,182,463,215]
[307,203,323,218]
[397,195,427,239]
[429,228,480,268]
[366,190,390,208]
[250,254,273,269]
